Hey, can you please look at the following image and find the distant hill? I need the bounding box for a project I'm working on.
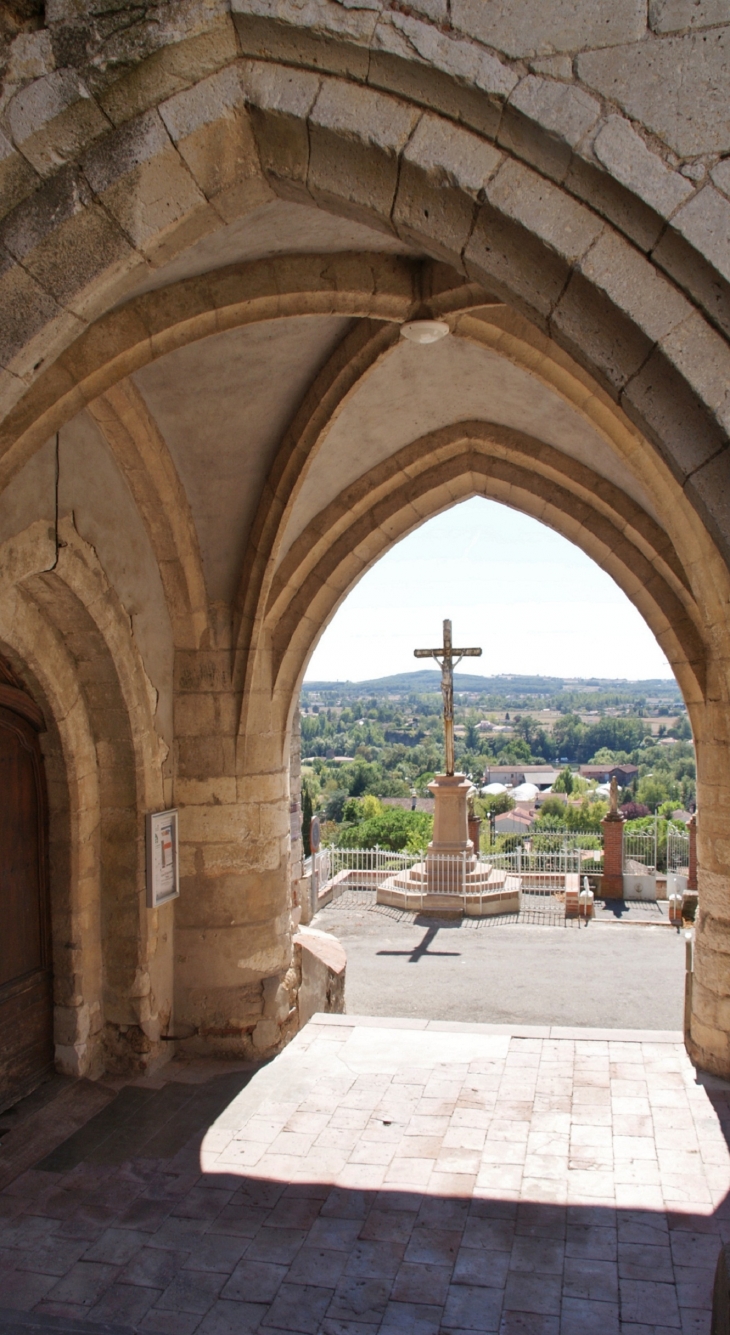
[302,670,681,698]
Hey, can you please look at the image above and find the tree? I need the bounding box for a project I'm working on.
[336,808,433,852]
[301,781,314,857]
[465,721,480,751]
[553,766,574,795]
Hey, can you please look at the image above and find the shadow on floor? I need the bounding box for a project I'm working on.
[0,1056,728,1334]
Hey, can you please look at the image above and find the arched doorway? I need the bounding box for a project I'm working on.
[0,656,52,1110]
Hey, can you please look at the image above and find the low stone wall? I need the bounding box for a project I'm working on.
[293,927,346,1027]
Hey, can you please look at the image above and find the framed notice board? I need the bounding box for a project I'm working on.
[146,809,180,908]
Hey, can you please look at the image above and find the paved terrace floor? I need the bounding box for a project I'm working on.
[1,1015,730,1335]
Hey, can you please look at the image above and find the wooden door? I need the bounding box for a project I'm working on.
[0,673,52,1112]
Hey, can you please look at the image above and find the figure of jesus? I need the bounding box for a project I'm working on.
[414,619,482,775]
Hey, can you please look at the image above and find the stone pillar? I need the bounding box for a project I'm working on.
[601,812,624,899]
[688,813,698,892]
[427,773,473,894]
[428,773,473,853]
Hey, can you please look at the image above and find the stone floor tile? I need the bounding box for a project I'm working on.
[144,1215,209,1250]
[139,1309,203,1334]
[563,1255,618,1301]
[305,1216,364,1251]
[32,1299,94,1322]
[220,1258,288,1303]
[442,1281,504,1330]
[681,1308,713,1333]
[618,1241,675,1282]
[428,1171,478,1197]
[87,1280,162,1324]
[327,1275,392,1324]
[619,1277,682,1326]
[119,1244,188,1288]
[560,1295,620,1333]
[321,1319,380,1335]
[497,1314,560,1334]
[508,1236,564,1275]
[156,1268,226,1314]
[379,1299,443,1333]
[452,1246,510,1289]
[82,1224,150,1264]
[565,1222,617,1260]
[12,1232,90,1275]
[670,1231,722,1269]
[403,1225,461,1267]
[207,1203,268,1238]
[43,1259,119,1307]
[673,1264,714,1309]
[359,1208,415,1244]
[245,1226,308,1264]
[260,1280,335,1333]
[391,1261,452,1305]
[337,1158,389,1190]
[287,1244,349,1287]
[0,1268,58,1309]
[182,1232,249,1273]
[191,1298,268,1334]
[462,1217,515,1251]
[502,1272,562,1315]
[344,1238,405,1280]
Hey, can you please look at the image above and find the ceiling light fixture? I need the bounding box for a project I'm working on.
[399,319,450,345]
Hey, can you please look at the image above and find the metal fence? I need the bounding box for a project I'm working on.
[314,839,603,901]
[667,824,690,874]
[623,828,657,874]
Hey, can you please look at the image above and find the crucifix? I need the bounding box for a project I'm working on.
[414,619,482,776]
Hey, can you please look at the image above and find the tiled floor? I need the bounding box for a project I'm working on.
[1,1014,729,1334]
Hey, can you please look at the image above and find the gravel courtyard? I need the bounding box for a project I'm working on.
[312,892,685,1031]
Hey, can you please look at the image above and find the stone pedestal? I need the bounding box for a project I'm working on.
[688,813,698,892]
[601,812,625,899]
[427,773,473,893]
[428,773,473,854]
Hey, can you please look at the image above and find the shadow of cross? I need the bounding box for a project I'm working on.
[376,923,461,963]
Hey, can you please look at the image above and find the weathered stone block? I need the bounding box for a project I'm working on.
[621,346,729,482]
[653,224,730,340]
[8,69,110,176]
[0,130,40,222]
[499,76,601,183]
[96,19,240,126]
[451,0,646,58]
[81,109,210,256]
[176,735,236,778]
[659,310,730,430]
[577,29,730,158]
[664,186,730,290]
[160,64,271,217]
[565,154,665,253]
[308,79,419,230]
[551,270,654,399]
[239,60,320,202]
[464,201,570,328]
[592,116,694,220]
[0,166,135,317]
[650,0,730,32]
[0,249,68,373]
[394,116,501,264]
[578,230,694,344]
[486,158,604,265]
[367,41,503,142]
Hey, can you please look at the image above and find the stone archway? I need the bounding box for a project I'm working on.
[1,2,730,1075]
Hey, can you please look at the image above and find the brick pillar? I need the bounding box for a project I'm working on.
[688,813,697,892]
[601,812,625,899]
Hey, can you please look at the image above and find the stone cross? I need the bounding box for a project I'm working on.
[414,619,482,776]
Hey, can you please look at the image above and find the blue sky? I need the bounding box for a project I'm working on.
[305,497,673,683]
